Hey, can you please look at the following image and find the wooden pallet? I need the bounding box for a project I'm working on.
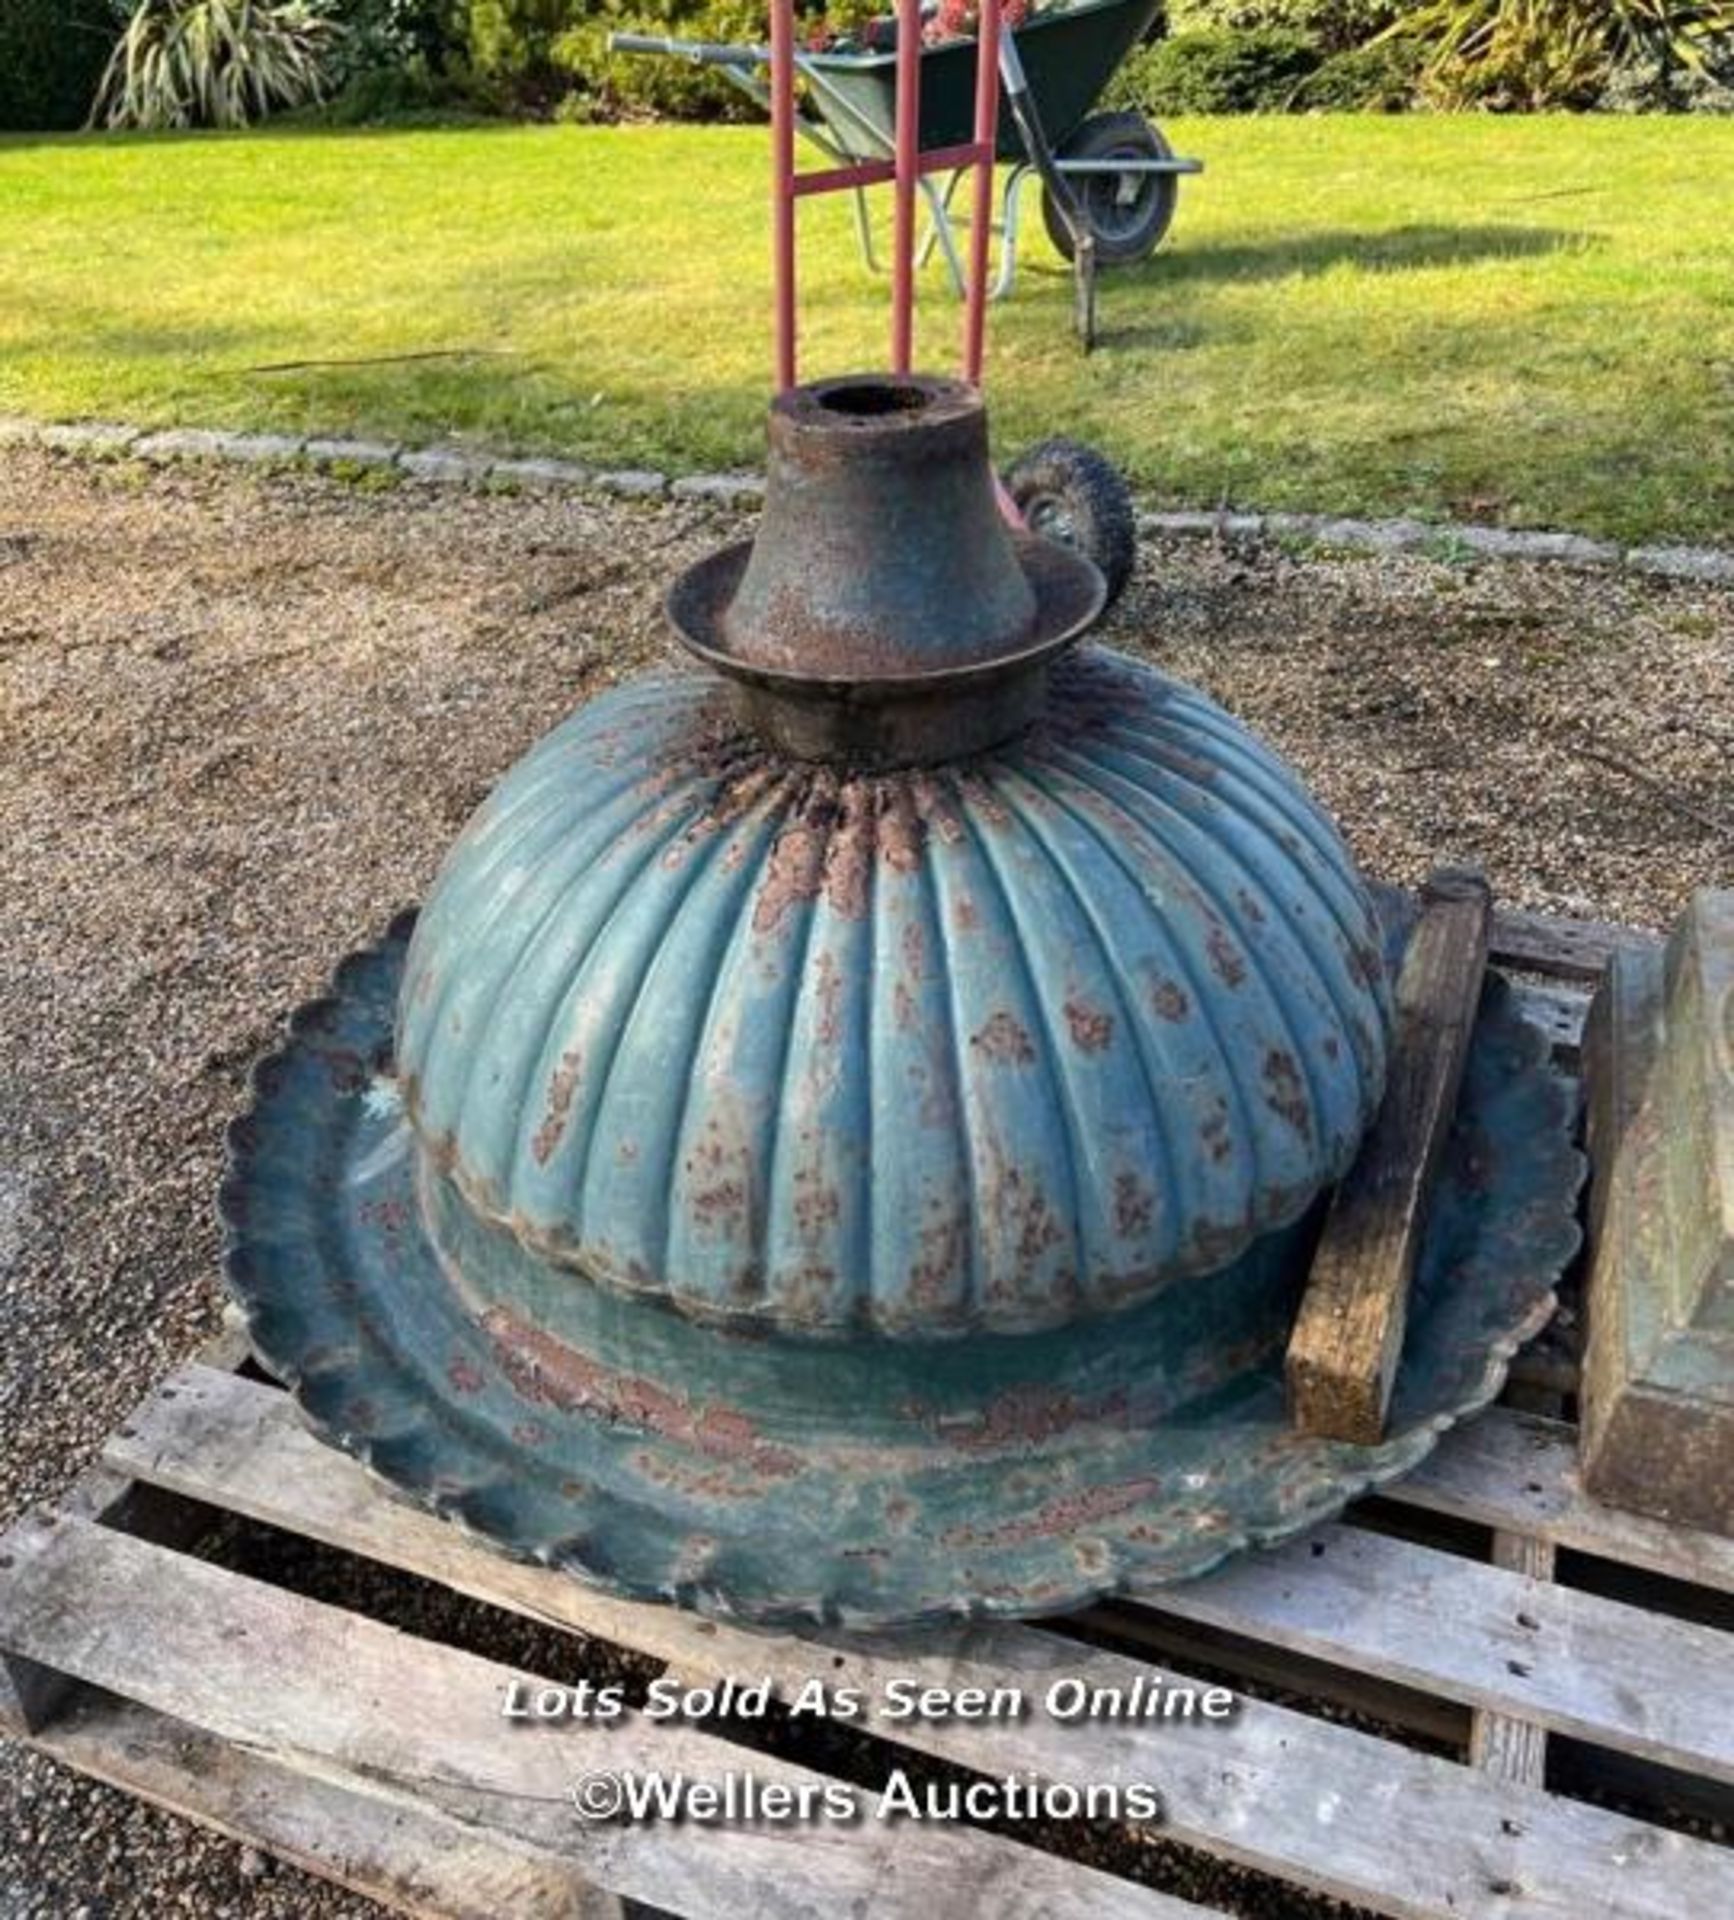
[4,909,1733,1920]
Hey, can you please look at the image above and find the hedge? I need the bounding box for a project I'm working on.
[0,0,123,130]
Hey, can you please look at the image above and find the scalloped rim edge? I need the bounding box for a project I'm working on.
[220,916,1583,1632]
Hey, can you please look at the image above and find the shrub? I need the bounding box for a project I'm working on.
[447,0,785,120]
[559,0,777,120]
[1107,26,1323,113]
[1598,46,1734,108]
[465,0,571,105]
[325,0,465,86]
[93,0,339,126]
[1385,0,1734,112]
[0,0,125,130]
[1167,0,1396,55]
[1292,35,1423,106]
[316,60,493,121]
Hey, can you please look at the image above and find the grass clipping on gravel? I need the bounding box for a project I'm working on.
[1,115,1732,544]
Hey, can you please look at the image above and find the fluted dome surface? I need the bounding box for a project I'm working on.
[398,647,1391,1338]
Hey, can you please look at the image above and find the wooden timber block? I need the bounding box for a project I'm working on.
[1582,890,1734,1535]
[1287,867,1493,1443]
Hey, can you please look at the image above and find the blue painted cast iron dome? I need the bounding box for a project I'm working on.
[396,649,1392,1337]
[221,375,1582,1624]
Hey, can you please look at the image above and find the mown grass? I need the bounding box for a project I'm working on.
[2,116,1731,541]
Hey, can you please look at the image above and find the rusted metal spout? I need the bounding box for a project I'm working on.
[668,373,1105,766]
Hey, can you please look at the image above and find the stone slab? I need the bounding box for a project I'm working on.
[303,437,400,469]
[400,447,486,485]
[36,421,141,456]
[1582,892,1734,1535]
[488,456,591,491]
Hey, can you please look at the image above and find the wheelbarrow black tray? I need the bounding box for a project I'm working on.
[808,0,1164,160]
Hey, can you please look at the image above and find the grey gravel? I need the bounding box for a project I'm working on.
[1,446,1731,1918]
[671,472,766,506]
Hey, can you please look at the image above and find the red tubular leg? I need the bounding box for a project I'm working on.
[891,0,921,373]
[770,0,797,391]
[964,0,1001,386]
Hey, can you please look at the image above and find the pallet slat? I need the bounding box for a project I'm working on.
[0,1512,1192,1920]
[1489,910,1656,984]
[116,1369,1734,1786]
[96,1365,1734,1920]
[32,1690,628,1920]
[1506,980,1592,1062]
[1470,1535,1556,1787]
[1287,868,1494,1442]
[1129,1523,1734,1786]
[1389,1408,1734,1596]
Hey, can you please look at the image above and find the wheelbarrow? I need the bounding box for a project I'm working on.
[610,0,1202,335]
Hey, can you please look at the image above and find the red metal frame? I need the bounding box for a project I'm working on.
[768,0,1003,392]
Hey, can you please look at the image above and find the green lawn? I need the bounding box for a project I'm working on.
[2,116,1732,542]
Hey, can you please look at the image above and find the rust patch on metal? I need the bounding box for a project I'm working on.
[1236,888,1267,926]
[1151,978,1191,1023]
[791,1160,842,1241]
[961,772,1012,828]
[1114,1170,1156,1238]
[1263,1048,1312,1140]
[821,783,875,923]
[1201,1102,1233,1164]
[910,773,967,845]
[911,1383,1132,1455]
[875,783,925,873]
[483,1308,801,1479]
[775,1260,840,1322]
[748,774,903,934]
[908,1196,970,1311]
[448,1355,485,1395]
[684,1109,755,1240]
[900,914,928,983]
[1064,997,1113,1053]
[633,1447,781,1504]
[1205,922,1248,989]
[531,1044,584,1167]
[971,1010,1036,1065]
[978,1139,1072,1312]
[753,794,834,936]
[812,947,845,1046]
[943,1476,1164,1549]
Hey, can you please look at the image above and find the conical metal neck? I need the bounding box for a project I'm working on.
[665,375,1106,767]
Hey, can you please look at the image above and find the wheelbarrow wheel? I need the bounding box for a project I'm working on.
[1005,438,1136,611]
[1042,112,1178,268]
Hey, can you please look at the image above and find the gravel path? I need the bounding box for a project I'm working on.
[0,447,1729,1917]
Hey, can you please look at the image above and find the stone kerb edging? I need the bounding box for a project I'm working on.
[2,415,1730,586]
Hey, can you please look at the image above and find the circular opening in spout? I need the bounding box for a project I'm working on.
[817,379,932,419]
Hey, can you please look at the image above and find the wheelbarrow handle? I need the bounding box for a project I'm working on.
[606,32,765,65]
